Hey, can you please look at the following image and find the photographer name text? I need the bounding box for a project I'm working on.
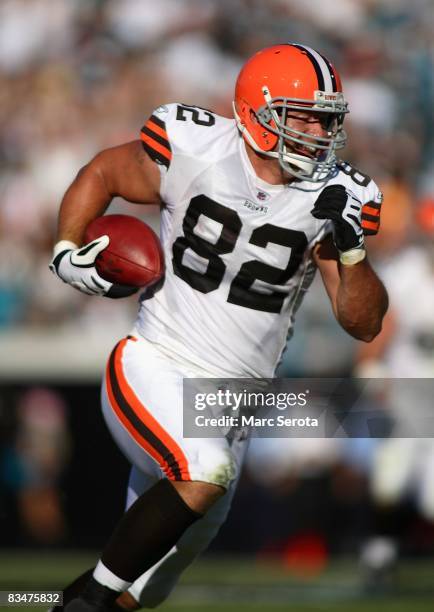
[194,415,319,428]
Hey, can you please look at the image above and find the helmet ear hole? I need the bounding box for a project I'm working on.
[249,109,259,124]
[234,99,276,152]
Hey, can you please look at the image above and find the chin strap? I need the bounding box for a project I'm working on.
[232,102,274,154]
[281,148,316,176]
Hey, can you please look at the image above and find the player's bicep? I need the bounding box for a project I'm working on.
[92,140,162,206]
[312,234,340,316]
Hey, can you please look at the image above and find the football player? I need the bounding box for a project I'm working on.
[49,44,388,611]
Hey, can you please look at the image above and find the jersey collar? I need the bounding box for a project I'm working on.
[238,137,325,195]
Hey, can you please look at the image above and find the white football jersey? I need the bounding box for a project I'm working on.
[136,103,382,377]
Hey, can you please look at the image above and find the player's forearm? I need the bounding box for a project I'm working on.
[336,259,388,342]
[56,159,113,246]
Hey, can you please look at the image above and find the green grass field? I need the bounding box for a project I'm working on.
[1,551,434,612]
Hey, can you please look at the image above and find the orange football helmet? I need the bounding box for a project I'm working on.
[233,43,349,182]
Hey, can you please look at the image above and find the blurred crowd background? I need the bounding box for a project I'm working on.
[1,0,434,587]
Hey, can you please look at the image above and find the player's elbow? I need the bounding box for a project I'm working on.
[358,300,389,342]
[355,329,380,343]
[338,293,388,343]
[339,316,384,343]
[351,320,385,342]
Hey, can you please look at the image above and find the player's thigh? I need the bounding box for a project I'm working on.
[101,334,245,490]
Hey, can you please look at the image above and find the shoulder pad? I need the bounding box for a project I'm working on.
[140,103,222,170]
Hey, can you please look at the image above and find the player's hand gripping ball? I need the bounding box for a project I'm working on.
[84,214,164,297]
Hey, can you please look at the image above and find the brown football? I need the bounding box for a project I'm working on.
[84,214,164,288]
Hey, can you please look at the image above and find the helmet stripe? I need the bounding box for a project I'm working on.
[291,44,334,92]
[318,52,338,92]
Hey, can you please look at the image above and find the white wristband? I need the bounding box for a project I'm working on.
[53,240,78,258]
[339,248,366,266]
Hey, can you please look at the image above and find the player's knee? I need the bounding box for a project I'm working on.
[172,480,225,514]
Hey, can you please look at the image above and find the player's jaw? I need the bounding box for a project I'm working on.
[285,140,320,160]
[271,108,344,181]
[282,111,333,157]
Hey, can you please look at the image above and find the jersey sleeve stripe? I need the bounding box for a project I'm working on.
[361,219,380,233]
[365,200,381,210]
[145,117,170,142]
[141,125,171,151]
[362,205,380,217]
[140,132,172,168]
[105,338,191,481]
[148,113,166,130]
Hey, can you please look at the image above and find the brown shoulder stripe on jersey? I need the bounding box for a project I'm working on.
[140,114,172,168]
[105,339,191,481]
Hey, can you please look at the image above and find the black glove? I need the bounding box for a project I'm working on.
[311,185,364,253]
